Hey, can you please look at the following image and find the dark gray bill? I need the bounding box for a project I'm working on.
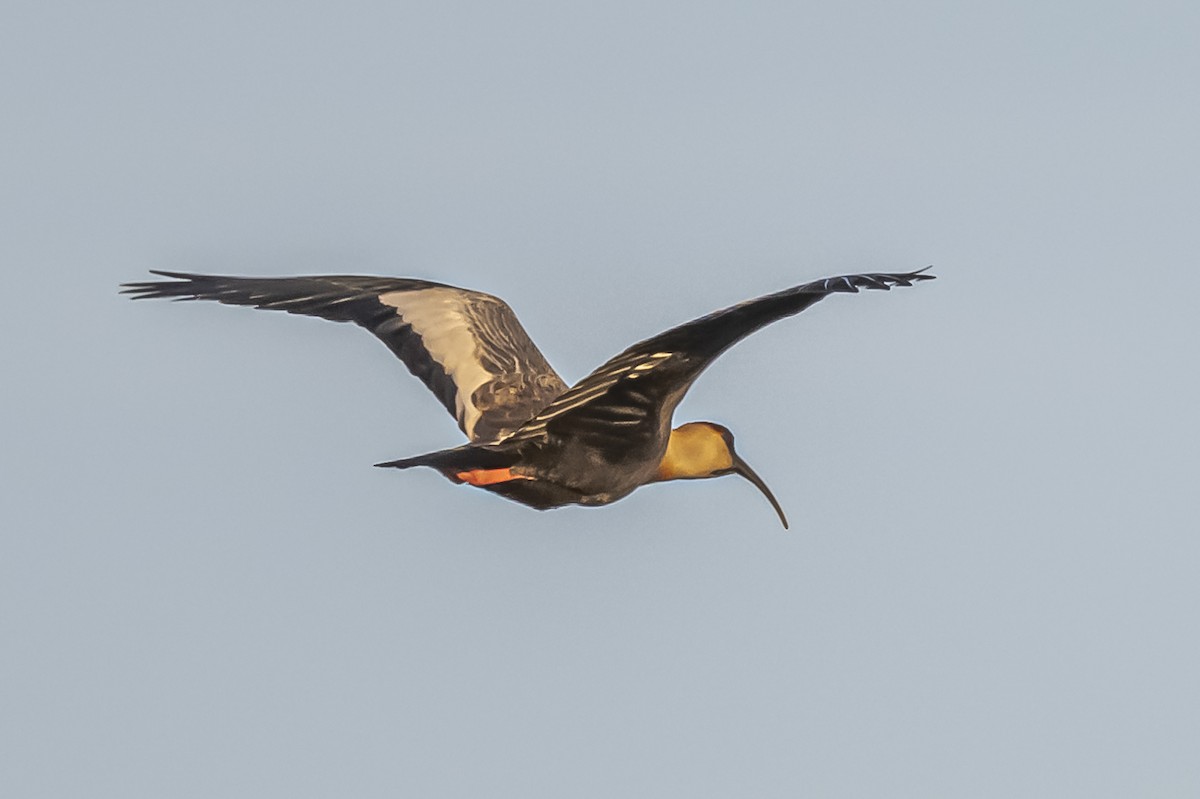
[732,454,789,529]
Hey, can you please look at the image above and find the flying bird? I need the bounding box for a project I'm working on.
[122,268,934,527]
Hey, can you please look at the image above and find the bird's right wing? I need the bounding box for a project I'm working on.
[497,269,934,453]
[121,272,568,441]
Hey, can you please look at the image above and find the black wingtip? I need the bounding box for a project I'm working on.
[909,265,936,280]
[119,270,214,300]
[121,271,177,297]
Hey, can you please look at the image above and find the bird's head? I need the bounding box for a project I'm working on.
[656,422,789,529]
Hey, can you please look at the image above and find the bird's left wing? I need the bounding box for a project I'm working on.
[497,269,934,452]
[121,272,568,441]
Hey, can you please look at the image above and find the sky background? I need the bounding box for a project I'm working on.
[3,1,1198,796]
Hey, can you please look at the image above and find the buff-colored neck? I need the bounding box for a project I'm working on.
[656,422,734,481]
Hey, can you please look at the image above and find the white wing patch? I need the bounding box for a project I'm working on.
[379,288,495,439]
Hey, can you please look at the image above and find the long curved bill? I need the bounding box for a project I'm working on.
[732,454,789,529]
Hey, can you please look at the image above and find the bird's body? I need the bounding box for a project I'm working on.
[123,268,934,526]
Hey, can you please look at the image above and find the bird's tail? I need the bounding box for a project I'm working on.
[374,443,515,473]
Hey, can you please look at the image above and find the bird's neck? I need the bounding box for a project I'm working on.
[655,424,733,481]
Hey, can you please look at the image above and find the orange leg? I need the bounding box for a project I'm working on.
[455,467,534,486]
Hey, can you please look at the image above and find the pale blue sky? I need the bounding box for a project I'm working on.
[3,1,1198,796]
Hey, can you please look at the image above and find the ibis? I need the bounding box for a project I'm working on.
[122,268,934,527]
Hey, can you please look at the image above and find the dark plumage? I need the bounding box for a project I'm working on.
[123,268,934,526]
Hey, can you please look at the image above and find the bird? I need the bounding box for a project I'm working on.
[122,268,934,527]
